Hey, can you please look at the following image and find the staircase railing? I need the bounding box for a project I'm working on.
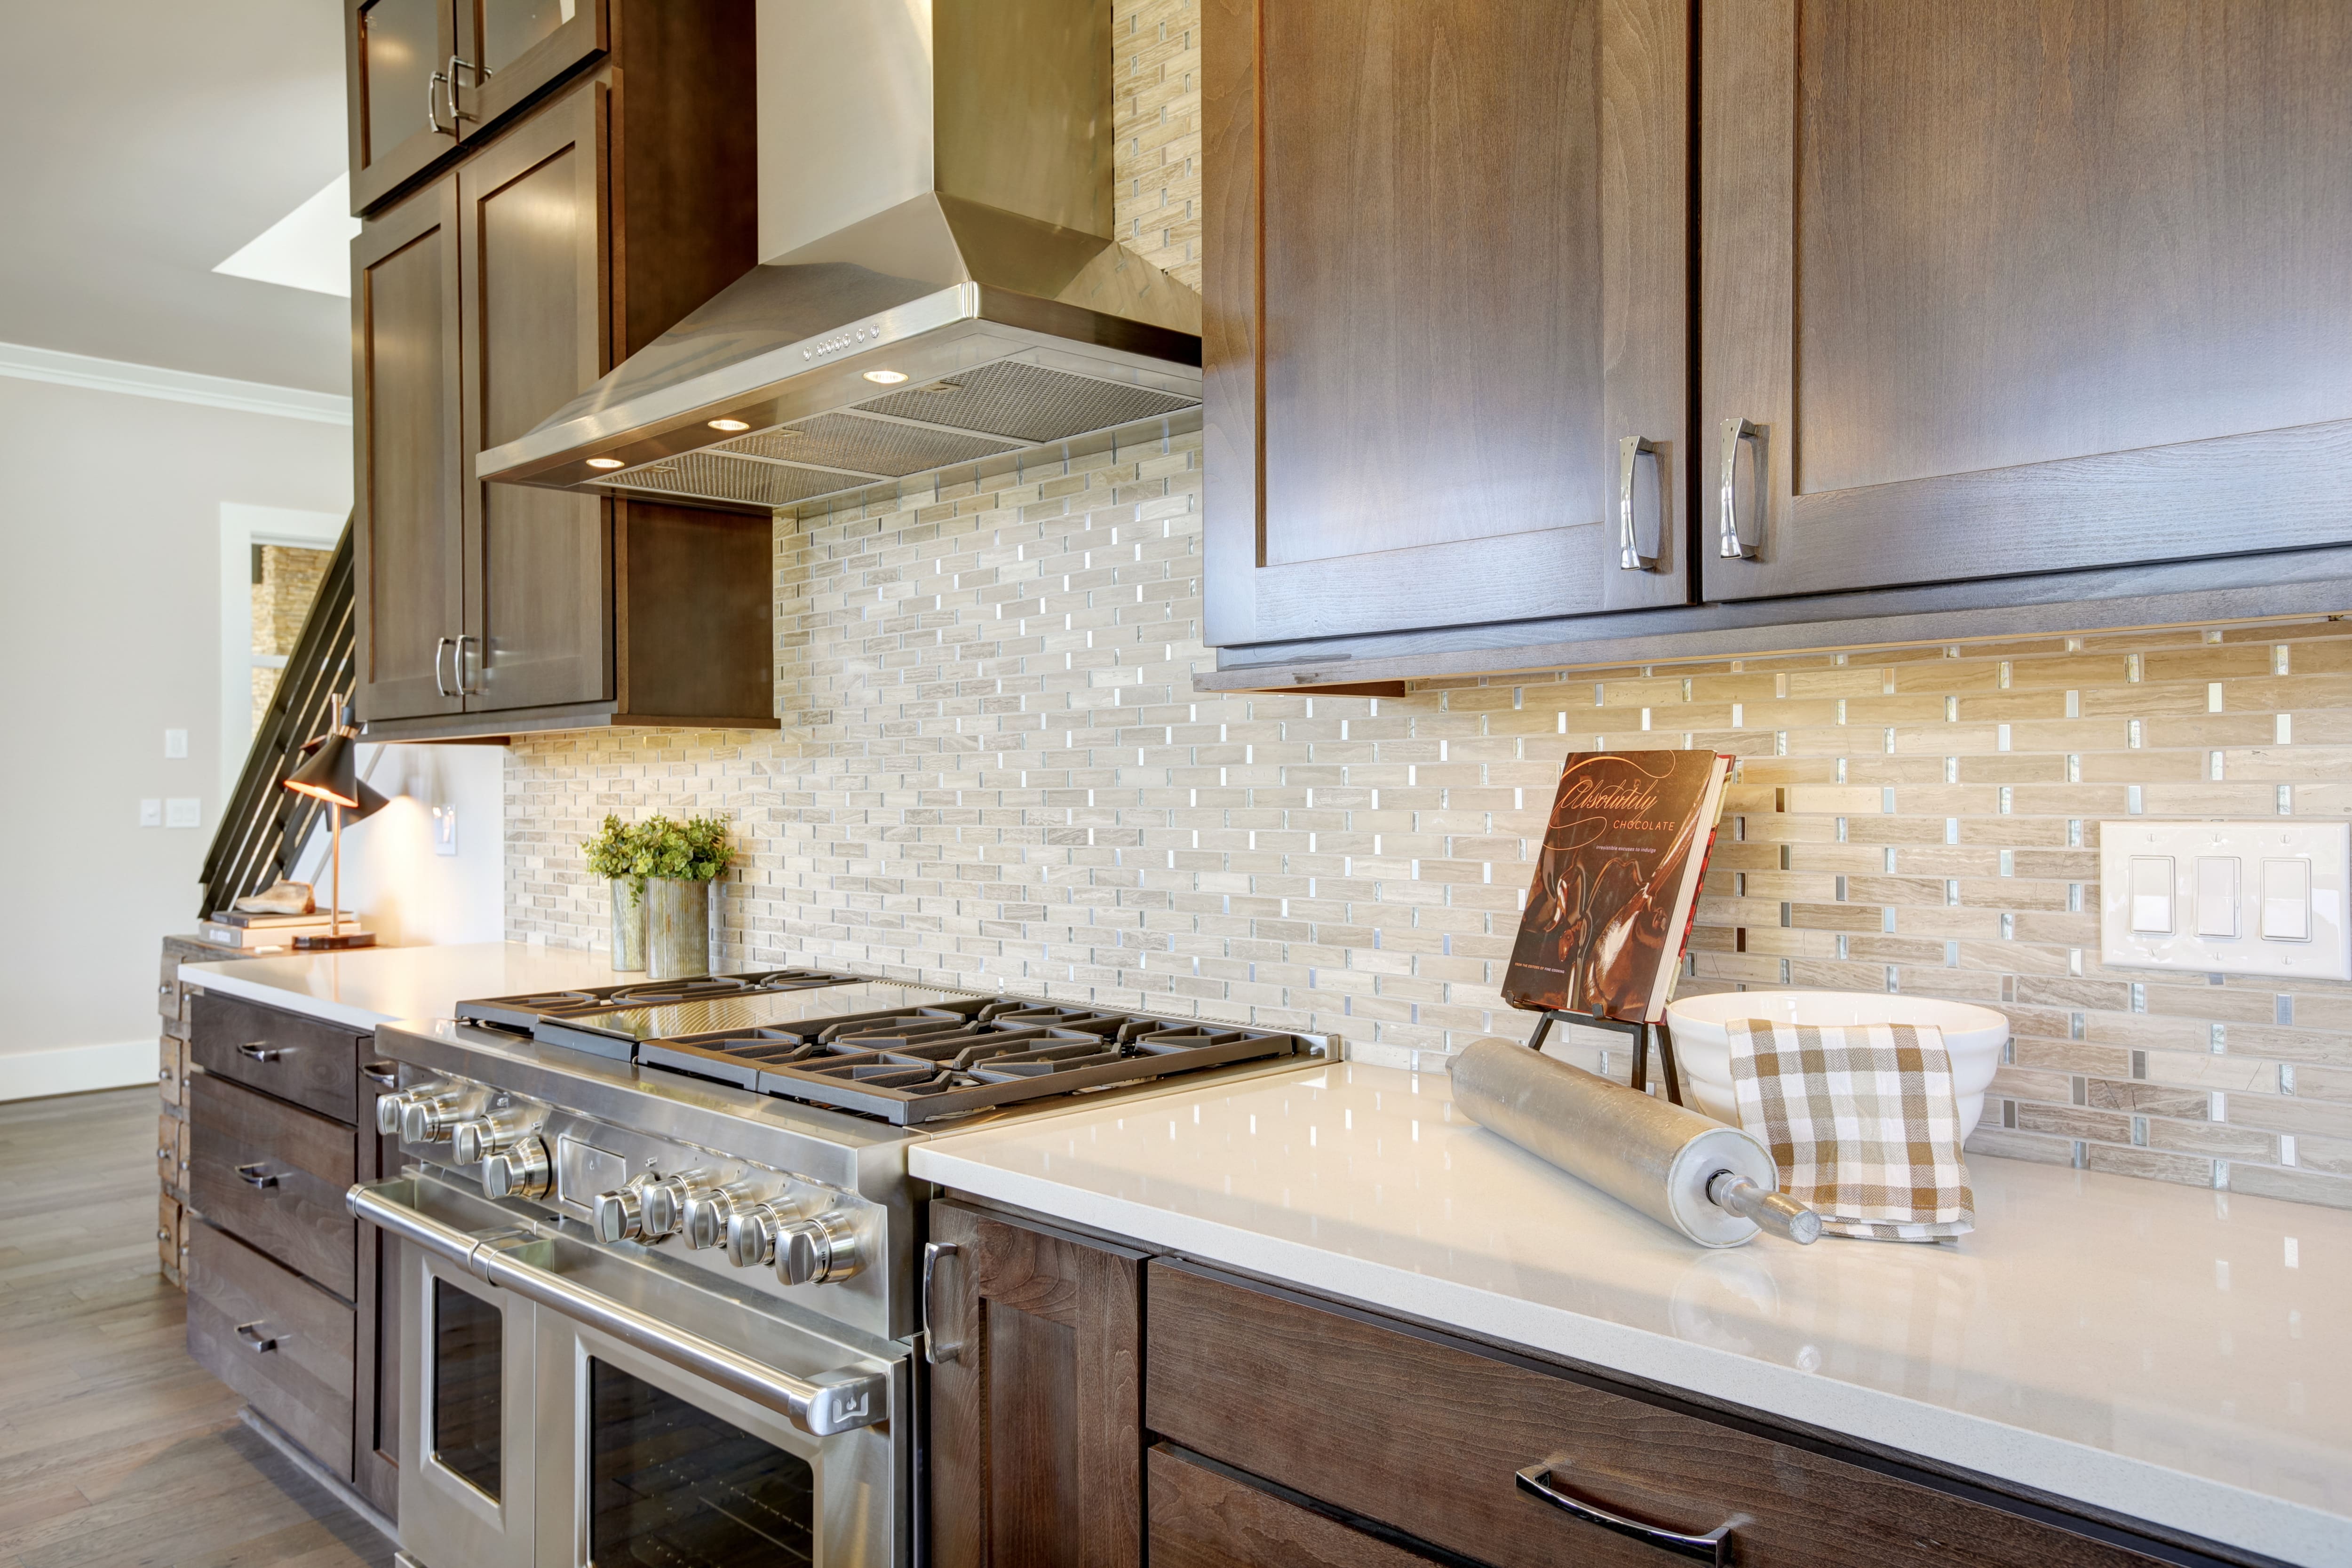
[197,517,356,920]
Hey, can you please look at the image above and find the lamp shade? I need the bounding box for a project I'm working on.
[284,732,389,822]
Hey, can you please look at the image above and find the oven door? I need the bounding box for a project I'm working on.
[404,1243,539,1568]
[358,1173,907,1568]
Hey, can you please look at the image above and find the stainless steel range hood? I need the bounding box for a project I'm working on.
[476,0,1202,511]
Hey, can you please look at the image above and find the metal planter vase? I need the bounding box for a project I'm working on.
[645,877,712,979]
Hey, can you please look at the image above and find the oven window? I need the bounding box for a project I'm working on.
[589,1359,815,1566]
[432,1279,503,1499]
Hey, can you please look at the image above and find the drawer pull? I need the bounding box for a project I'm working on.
[159,983,172,995]
[363,1060,400,1088]
[236,1162,281,1190]
[922,1242,962,1365]
[235,1322,280,1354]
[160,1069,174,1083]
[1516,1465,1736,1566]
[237,1041,290,1063]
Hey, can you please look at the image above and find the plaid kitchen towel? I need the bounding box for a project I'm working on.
[1725,1019,1975,1242]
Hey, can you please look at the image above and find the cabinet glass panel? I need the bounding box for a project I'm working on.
[481,0,576,73]
[588,1359,814,1566]
[362,0,443,164]
[431,1279,503,1499]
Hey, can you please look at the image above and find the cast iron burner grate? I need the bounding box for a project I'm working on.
[459,969,863,1032]
[637,1000,1304,1125]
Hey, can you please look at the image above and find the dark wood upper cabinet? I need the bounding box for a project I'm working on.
[453,0,607,136]
[926,1200,1146,1568]
[353,175,466,724]
[455,80,612,712]
[1700,0,2352,602]
[346,0,461,215]
[1202,0,1692,647]
[350,3,771,740]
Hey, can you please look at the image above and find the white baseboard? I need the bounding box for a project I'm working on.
[0,1039,156,1102]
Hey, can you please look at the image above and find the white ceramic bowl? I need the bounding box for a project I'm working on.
[1662,991,2010,1143]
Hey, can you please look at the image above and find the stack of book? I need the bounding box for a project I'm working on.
[198,909,365,950]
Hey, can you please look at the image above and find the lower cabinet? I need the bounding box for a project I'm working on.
[186,1223,357,1481]
[924,1198,2226,1568]
[924,1199,1146,1568]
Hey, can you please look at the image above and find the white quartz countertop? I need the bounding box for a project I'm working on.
[912,1062,2349,1567]
[180,940,636,1030]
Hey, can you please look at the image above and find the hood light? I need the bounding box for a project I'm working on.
[862,369,908,385]
[586,457,625,470]
[707,418,751,432]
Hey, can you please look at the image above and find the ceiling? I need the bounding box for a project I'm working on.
[0,2,350,394]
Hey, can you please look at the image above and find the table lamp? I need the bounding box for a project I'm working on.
[281,700,388,950]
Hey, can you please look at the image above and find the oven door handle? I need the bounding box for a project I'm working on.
[348,1178,890,1437]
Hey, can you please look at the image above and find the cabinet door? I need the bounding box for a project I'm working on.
[1701,0,2352,602]
[1202,0,1690,647]
[926,1201,1145,1568]
[354,175,466,723]
[352,1055,403,1519]
[455,80,613,712]
[452,0,605,139]
[346,0,461,214]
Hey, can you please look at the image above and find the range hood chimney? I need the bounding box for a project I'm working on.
[476,0,1202,512]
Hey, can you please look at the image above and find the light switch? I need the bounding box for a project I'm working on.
[138,799,162,828]
[2128,856,2174,933]
[2262,858,2313,942]
[2100,822,2349,981]
[433,804,459,856]
[163,728,188,759]
[164,797,200,829]
[2194,857,2240,938]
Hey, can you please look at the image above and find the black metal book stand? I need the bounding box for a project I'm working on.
[1521,1008,1685,1107]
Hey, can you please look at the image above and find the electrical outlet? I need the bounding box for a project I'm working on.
[139,799,162,828]
[163,728,187,759]
[165,797,201,830]
[2099,821,2350,980]
[433,803,459,856]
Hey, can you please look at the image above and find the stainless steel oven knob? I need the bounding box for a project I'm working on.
[450,1105,539,1166]
[481,1136,551,1201]
[591,1180,650,1244]
[372,1089,413,1136]
[723,1201,788,1268]
[399,1087,482,1144]
[635,1173,699,1241]
[774,1210,861,1287]
[678,1181,760,1250]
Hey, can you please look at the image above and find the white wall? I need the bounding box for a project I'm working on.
[289,741,506,949]
[0,371,500,1097]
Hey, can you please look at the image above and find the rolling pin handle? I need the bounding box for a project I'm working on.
[1706,1170,1822,1245]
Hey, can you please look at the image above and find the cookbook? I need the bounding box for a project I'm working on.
[1502,749,1733,1024]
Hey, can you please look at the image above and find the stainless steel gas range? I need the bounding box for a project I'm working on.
[350,971,1330,1568]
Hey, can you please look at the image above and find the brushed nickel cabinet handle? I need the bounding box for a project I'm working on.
[434,636,453,698]
[236,1162,280,1189]
[1516,1465,1736,1565]
[237,1041,289,1063]
[363,1060,400,1088]
[922,1242,962,1365]
[426,70,451,135]
[1717,417,1763,560]
[1618,434,1660,571]
[447,55,491,122]
[235,1322,280,1353]
[455,633,484,695]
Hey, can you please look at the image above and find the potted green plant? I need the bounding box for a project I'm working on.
[583,814,652,971]
[636,813,736,979]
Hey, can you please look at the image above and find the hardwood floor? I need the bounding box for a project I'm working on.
[0,1088,393,1568]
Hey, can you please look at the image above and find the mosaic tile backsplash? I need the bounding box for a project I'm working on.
[501,0,2349,1210]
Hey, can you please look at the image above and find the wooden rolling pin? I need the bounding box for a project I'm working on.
[1449,1037,1820,1248]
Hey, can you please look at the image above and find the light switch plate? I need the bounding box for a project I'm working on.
[432,803,459,856]
[164,797,201,830]
[163,728,187,759]
[138,799,162,828]
[2100,821,2350,980]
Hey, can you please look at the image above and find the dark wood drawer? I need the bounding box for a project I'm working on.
[1146,1262,2168,1568]
[191,990,364,1123]
[190,1072,356,1299]
[187,1220,354,1480]
[1150,1445,1430,1568]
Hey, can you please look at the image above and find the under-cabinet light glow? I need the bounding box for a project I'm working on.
[707,418,751,432]
[586,457,625,470]
[862,369,909,384]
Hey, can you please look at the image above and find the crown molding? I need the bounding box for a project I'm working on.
[0,340,350,425]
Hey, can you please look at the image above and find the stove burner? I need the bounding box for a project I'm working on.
[636,1003,1305,1124]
